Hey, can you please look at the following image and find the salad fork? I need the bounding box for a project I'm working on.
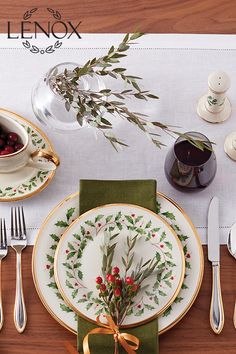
[0,218,8,331]
[11,207,27,333]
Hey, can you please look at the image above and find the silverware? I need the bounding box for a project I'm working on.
[11,207,27,333]
[0,219,8,331]
[227,222,236,328]
[208,196,224,334]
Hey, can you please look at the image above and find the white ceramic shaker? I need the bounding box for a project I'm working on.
[197,71,231,123]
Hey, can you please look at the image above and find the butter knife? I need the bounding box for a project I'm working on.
[208,196,224,334]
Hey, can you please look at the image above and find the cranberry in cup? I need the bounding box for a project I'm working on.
[0,126,24,156]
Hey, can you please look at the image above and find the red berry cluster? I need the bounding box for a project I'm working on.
[0,128,24,156]
[95,266,139,300]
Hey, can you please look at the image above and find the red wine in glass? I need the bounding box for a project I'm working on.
[164,132,217,192]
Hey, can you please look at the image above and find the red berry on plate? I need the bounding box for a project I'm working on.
[107,274,115,283]
[125,277,134,285]
[116,279,122,287]
[8,132,19,142]
[100,283,106,292]
[96,276,103,284]
[15,143,24,151]
[131,284,138,292]
[114,288,121,297]
[112,266,120,275]
[0,138,5,148]
[4,146,15,154]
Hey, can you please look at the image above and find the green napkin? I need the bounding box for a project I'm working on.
[77,179,159,354]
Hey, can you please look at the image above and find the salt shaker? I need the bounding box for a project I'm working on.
[197,71,231,123]
[224,132,236,161]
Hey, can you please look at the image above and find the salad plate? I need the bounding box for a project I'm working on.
[32,192,203,334]
[54,204,185,327]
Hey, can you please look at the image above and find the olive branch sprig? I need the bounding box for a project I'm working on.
[97,231,165,327]
[50,32,212,151]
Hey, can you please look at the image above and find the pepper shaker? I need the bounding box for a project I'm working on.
[197,71,231,123]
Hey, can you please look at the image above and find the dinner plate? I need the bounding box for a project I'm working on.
[0,108,56,202]
[54,204,185,327]
[32,192,204,334]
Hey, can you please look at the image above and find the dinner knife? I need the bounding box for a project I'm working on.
[208,196,224,334]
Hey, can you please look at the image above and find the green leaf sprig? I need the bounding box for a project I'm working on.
[50,32,212,151]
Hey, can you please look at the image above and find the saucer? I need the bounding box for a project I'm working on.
[0,109,56,202]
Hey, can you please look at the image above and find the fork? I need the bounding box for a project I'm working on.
[11,207,27,333]
[0,218,8,331]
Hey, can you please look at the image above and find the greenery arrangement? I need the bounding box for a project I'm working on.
[50,32,210,151]
[95,231,164,354]
[97,231,163,326]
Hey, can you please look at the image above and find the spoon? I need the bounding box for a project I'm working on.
[227,222,236,328]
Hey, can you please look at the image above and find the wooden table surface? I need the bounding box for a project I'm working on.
[1,1,236,353]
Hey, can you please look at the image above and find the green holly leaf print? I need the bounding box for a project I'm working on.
[55,220,69,227]
[48,282,57,289]
[136,308,145,316]
[158,290,167,296]
[156,201,161,213]
[66,280,74,289]
[174,296,184,303]
[63,262,73,270]
[60,304,73,313]
[145,220,152,228]
[163,306,172,317]
[47,255,54,263]
[160,232,166,242]
[178,234,189,242]
[164,241,173,250]
[161,211,176,220]
[66,207,75,221]
[72,289,79,299]
[95,215,104,223]
[125,215,134,224]
[181,283,188,290]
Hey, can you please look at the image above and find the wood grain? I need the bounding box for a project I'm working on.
[1,0,236,34]
[1,246,235,354]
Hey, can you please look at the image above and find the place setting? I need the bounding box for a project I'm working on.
[0,31,236,354]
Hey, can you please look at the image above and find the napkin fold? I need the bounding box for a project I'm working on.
[77,179,159,354]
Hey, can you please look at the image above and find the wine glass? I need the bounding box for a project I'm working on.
[164,132,217,192]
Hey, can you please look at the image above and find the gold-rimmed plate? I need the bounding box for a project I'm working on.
[54,203,185,328]
[0,108,56,202]
[32,192,204,333]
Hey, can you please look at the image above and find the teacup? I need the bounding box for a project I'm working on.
[0,113,60,174]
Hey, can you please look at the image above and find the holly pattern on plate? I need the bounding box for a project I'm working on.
[61,210,176,319]
[0,124,50,199]
[46,201,190,318]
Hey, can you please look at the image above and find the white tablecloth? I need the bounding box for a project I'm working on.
[0,33,236,245]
